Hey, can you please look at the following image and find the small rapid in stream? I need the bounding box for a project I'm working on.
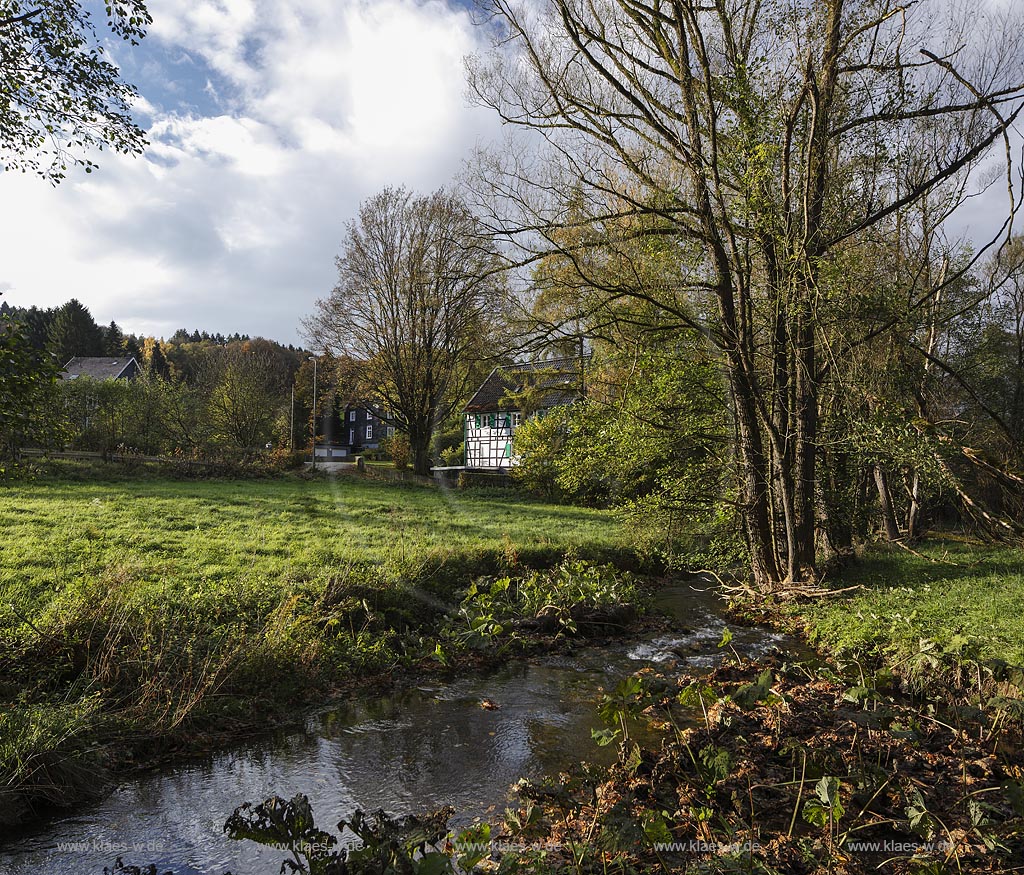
[0,584,802,875]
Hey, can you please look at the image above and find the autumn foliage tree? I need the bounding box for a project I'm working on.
[305,187,505,474]
[468,0,1024,591]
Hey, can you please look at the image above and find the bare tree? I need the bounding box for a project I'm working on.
[466,0,1024,591]
[305,187,504,474]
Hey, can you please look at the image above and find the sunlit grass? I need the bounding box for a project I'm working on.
[790,538,1024,671]
[0,471,626,620]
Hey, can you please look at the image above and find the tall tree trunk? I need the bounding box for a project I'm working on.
[410,429,432,476]
[786,0,842,582]
[729,358,781,592]
[767,281,797,580]
[906,257,945,540]
[792,306,818,579]
[874,465,902,541]
[906,471,923,541]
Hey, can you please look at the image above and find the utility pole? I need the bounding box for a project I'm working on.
[308,356,318,469]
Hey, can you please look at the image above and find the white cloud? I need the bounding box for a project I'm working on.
[2,0,1017,345]
[0,0,499,343]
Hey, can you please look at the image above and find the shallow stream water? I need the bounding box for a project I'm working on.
[0,584,801,875]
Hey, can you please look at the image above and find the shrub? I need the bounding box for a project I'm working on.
[439,441,463,466]
[510,409,570,498]
[383,432,411,470]
[431,422,464,464]
[265,447,308,471]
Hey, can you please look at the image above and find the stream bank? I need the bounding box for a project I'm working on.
[493,656,1024,874]
[0,584,797,874]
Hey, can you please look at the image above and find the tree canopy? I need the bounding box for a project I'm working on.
[468,0,1024,591]
[305,186,506,474]
[0,0,150,182]
[0,308,59,460]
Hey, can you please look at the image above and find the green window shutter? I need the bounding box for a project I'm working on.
[504,442,512,457]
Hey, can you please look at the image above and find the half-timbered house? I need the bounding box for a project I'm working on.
[463,356,586,471]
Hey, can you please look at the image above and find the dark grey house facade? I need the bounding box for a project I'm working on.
[315,401,395,460]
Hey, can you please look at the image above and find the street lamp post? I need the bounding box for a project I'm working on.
[308,355,318,470]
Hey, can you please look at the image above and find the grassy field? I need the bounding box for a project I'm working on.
[0,469,626,615]
[0,464,630,826]
[786,538,1024,683]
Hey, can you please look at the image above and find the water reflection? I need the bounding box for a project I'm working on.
[0,585,803,875]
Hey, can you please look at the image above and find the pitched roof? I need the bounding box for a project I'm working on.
[464,356,587,412]
[61,357,139,380]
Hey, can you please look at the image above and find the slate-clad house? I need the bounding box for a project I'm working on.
[316,401,395,460]
[463,356,586,471]
[61,357,140,381]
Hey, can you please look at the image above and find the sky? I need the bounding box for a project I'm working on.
[0,0,501,345]
[0,1,1019,347]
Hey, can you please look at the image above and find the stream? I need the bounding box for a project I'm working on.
[0,585,802,875]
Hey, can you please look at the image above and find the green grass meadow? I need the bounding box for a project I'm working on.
[0,466,629,824]
[0,471,625,617]
[788,538,1024,682]
[5,463,1022,830]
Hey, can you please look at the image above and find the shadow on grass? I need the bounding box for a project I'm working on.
[833,539,1024,592]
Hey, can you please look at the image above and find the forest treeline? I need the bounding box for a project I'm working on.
[0,297,323,458]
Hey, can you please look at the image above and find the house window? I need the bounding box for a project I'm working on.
[349,411,356,421]
[387,426,395,437]
[366,424,373,440]
[349,428,355,444]
[511,412,522,428]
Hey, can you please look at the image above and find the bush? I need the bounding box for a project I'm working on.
[510,409,570,498]
[265,447,308,471]
[431,423,464,464]
[439,441,463,467]
[384,432,411,470]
